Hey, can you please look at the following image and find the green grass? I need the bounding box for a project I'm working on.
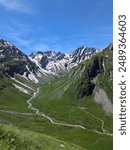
[0,77,31,112]
[0,122,86,150]
[30,76,112,149]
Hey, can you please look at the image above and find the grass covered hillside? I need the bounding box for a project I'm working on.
[0,123,85,150]
[30,44,113,149]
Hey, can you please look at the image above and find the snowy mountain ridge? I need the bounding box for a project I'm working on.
[30,46,101,74]
[0,38,101,83]
[0,39,54,83]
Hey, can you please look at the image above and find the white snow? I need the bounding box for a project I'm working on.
[11,77,34,91]
[4,41,13,47]
[29,57,56,76]
[19,72,29,81]
[29,52,70,74]
[64,53,72,59]
[45,57,70,73]
[28,71,39,83]
[33,53,43,61]
[13,83,30,95]
[0,49,4,53]
[25,65,39,83]
[0,54,5,58]
[29,47,101,74]
[26,65,30,72]
[80,47,86,56]
[96,48,102,53]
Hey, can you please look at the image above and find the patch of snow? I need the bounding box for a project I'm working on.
[4,41,13,47]
[0,54,5,58]
[33,53,43,61]
[0,49,4,52]
[29,47,101,74]
[96,48,102,53]
[45,58,69,73]
[36,71,42,77]
[64,53,72,60]
[29,56,56,76]
[13,83,30,95]
[80,47,86,56]
[19,72,29,81]
[25,65,39,83]
[26,65,30,72]
[11,77,34,91]
[28,71,39,83]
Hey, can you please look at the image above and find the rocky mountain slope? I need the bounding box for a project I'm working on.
[0,38,101,84]
[30,47,101,74]
[0,39,54,83]
[69,43,113,113]
[0,38,101,83]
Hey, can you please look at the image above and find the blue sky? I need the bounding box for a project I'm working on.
[0,0,112,54]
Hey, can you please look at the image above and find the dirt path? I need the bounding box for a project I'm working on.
[0,109,33,116]
[78,107,113,136]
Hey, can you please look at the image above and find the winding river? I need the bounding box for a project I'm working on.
[27,87,86,130]
[27,87,112,137]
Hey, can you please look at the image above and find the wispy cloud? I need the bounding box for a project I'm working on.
[0,0,33,14]
[0,16,112,54]
[0,19,61,53]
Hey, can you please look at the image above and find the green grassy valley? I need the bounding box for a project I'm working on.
[0,45,113,150]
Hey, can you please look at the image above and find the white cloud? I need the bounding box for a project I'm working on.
[0,0,33,14]
[0,20,56,53]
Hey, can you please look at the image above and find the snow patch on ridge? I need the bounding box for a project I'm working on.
[13,83,30,95]
[0,49,4,52]
[28,72,39,83]
[25,65,39,83]
[29,57,56,76]
[29,47,102,74]
[19,72,29,81]
[11,77,34,91]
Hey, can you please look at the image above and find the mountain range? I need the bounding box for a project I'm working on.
[0,38,113,150]
[0,38,101,82]
[30,46,101,74]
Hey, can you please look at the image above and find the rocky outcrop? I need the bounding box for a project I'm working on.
[74,55,104,99]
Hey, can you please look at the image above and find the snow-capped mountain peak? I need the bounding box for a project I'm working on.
[30,51,71,74]
[29,46,101,74]
[0,38,102,84]
[0,39,13,47]
[0,39,54,83]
